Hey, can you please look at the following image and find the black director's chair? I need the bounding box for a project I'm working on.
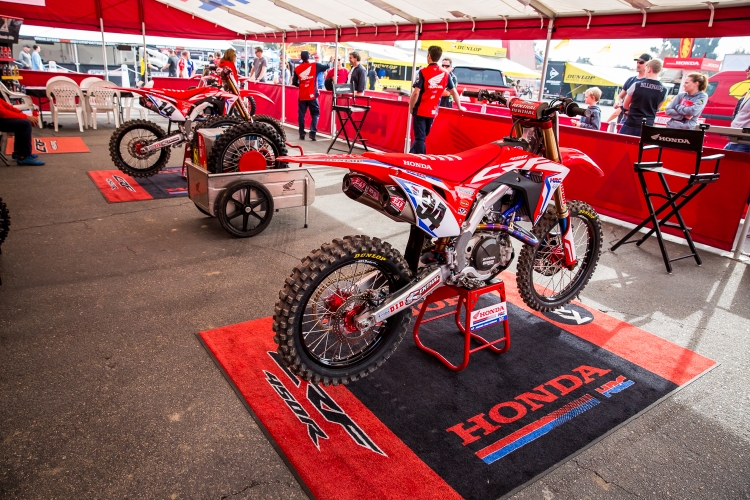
[327,83,370,154]
[611,122,723,273]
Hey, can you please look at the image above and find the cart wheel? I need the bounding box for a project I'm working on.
[217,180,274,237]
[194,202,212,217]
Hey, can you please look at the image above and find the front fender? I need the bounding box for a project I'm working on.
[559,147,604,177]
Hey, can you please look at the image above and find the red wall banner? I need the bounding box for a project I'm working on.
[249,82,748,252]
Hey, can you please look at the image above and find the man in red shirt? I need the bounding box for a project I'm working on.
[408,45,464,154]
[0,100,44,165]
[292,51,328,141]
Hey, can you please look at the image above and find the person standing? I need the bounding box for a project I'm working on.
[162,49,179,77]
[665,72,709,130]
[408,45,465,154]
[250,47,267,83]
[325,59,348,86]
[725,65,750,153]
[612,53,651,124]
[367,63,379,91]
[619,58,667,136]
[348,52,367,96]
[185,51,194,77]
[219,48,239,83]
[0,99,44,165]
[313,54,325,89]
[178,51,189,78]
[278,53,293,85]
[31,45,43,71]
[573,87,602,130]
[439,58,458,108]
[292,50,328,141]
[212,51,222,66]
[18,45,32,69]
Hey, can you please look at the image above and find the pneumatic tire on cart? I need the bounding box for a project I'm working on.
[189,115,246,159]
[216,179,274,237]
[273,235,413,385]
[208,121,288,174]
[252,114,287,142]
[109,119,171,178]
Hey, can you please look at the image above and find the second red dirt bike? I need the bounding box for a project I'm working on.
[109,67,286,177]
[273,91,605,385]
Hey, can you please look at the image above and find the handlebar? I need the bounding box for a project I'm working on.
[461,89,591,119]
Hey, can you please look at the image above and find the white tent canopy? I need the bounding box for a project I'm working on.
[155,0,749,36]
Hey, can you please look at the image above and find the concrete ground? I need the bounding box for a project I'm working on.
[0,116,748,500]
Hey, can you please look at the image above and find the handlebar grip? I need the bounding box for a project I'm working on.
[564,102,591,118]
[462,90,479,98]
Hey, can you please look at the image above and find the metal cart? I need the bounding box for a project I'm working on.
[185,159,316,237]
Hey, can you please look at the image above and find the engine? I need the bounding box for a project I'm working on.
[464,232,514,274]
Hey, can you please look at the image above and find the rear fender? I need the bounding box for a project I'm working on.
[240,90,274,104]
[559,147,604,177]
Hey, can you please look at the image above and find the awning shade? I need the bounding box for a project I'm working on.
[563,63,634,87]
[0,0,240,39]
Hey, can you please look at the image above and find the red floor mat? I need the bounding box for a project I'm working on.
[199,277,715,500]
[6,137,89,154]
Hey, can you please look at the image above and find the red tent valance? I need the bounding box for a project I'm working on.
[0,0,240,39]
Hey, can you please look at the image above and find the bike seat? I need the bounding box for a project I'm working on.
[362,143,504,183]
[152,87,211,100]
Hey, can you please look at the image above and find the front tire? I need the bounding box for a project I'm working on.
[516,200,602,311]
[109,119,171,178]
[274,235,413,385]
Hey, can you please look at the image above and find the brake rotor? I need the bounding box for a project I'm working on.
[534,234,565,276]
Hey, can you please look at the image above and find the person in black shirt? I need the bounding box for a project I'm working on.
[367,64,379,91]
[348,52,367,95]
[162,49,179,78]
[439,58,458,108]
[620,58,667,136]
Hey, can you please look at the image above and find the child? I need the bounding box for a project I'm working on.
[574,87,602,130]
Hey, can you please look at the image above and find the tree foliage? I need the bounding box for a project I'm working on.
[649,38,720,59]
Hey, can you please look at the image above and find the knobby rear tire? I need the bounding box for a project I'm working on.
[252,114,287,142]
[109,119,171,178]
[273,235,413,386]
[208,121,288,174]
[516,200,602,311]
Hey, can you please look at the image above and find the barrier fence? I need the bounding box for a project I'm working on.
[248,82,749,253]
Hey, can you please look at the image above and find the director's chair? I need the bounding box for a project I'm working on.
[327,83,370,154]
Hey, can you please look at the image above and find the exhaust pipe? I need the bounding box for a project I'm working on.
[342,173,415,224]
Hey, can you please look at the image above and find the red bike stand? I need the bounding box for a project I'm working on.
[412,280,510,371]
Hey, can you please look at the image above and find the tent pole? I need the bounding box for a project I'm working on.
[537,17,554,101]
[404,28,419,153]
[73,43,80,73]
[99,17,109,80]
[331,28,338,137]
[244,35,248,77]
[281,32,286,126]
[141,23,148,85]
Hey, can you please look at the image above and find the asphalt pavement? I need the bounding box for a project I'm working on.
[0,116,748,499]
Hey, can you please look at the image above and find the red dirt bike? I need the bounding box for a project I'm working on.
[109,67,286,178]
[273,91,605,385]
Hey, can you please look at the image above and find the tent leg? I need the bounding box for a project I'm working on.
[281,32,286,126]
[100,17,109,80]
[331,28,338,138]
[404,28,419,153]
[244,35,248,78]
[537,18,554,101]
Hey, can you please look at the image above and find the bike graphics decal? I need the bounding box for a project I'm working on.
[146,95,185,122]
[392,177,460,238]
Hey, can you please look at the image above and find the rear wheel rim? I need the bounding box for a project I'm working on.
[301,261,392,367]
[530,214,594,302]
[220,135,276,172]
[120,128,161,171]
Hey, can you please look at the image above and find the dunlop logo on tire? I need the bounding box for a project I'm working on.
[354,253,386,261]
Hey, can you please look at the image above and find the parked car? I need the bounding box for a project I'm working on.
[453,66,518,103]
[701,70,750,126]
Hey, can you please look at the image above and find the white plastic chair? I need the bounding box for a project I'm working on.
[0,82,42,129]
[79,77,102,90]
[46,76,77,86]
[46,80,86,132]
[86,80,120,129]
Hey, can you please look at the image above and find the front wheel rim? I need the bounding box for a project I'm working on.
[120,128,161,171]
[530,215,594,302]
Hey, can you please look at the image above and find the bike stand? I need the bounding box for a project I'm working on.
[413,280,510,371]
